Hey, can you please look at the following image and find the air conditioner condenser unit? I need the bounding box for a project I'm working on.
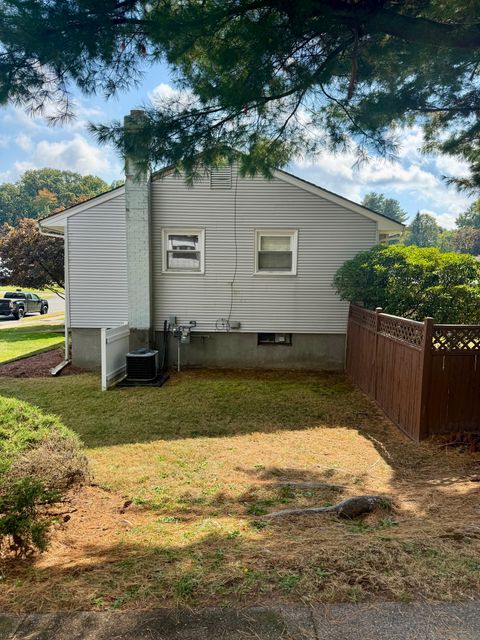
[126,348,159,382]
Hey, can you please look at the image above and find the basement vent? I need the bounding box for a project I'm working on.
[258,333,292,346]
[210,166,232,189]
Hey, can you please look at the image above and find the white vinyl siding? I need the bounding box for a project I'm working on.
[151,168,377,333]
[67,194,128,328]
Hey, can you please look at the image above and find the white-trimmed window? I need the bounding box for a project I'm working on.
[162,229,205,273]
[255,229,298,275]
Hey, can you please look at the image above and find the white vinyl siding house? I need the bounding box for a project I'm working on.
[66,193,128,328]
[40,158,403,371]
[151,169,377,334]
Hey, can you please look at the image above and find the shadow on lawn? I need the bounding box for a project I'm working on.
[3,482,480,614]
[0,369,376,448]
[2,366,480,614]
[0,368,477,493]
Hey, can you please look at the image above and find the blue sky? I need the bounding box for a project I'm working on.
[0,63,473,229]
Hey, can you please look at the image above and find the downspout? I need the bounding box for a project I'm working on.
[63,218,70,362]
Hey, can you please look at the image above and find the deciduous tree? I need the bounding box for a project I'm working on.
[452,226,480,255]
[457,201,480,229]
[0,218,64,293]
[0,169,109,226]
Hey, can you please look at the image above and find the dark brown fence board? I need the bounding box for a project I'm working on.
[346,305,480,441]
[375,333,423,440]
[345,310,376,397]
[428,353,480,434]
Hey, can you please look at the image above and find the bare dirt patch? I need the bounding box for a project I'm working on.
[0,349,85,377]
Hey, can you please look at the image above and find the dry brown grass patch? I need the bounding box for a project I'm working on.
[0,370,479,611]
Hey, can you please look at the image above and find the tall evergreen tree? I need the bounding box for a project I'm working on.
[404,212,442,248]
[361,192,407,224]
[1,2,480,180]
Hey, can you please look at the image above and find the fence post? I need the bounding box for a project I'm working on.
[373,307,382,400]
[345,305,351,374]
[418,317,434,441]
[373,307,383,400]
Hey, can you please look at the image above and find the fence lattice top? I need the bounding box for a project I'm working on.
[350,305,480,353]
[349,305,377,331]
[379,315,424,347]
[349,305,424,347]
[432,326,480,352]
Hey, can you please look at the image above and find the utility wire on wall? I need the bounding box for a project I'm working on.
[227,169,239,324]
[215,166,239,331]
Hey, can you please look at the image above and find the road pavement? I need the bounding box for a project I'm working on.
[1,604,480,640]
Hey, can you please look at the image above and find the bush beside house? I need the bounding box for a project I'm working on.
[0,396,88,556]
[334,244,480,324]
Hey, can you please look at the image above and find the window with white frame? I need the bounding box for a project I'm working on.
[163,229,205,273]
[255,229,298,274]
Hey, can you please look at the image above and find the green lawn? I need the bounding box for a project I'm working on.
[0,370,479,612]
[0,324,64,364]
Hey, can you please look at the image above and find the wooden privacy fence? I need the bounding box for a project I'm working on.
[346,304,480,441]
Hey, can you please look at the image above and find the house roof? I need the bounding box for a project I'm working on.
[39,166,404,235]
[39,184,125,234]
[273,169,404,232]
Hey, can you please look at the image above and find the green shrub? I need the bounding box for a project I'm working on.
[0,396,72,471]
[0,395,88,557]
[334,244,480,323]
[0,478,59,556]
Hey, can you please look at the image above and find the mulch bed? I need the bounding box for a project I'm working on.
[0,349,86,377]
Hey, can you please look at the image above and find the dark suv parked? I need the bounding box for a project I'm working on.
[0,290,49,320]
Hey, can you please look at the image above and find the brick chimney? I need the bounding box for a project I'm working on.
[124,110,152,348]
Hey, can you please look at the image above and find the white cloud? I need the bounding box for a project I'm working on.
[0,102,122,183]
[1,102,105,140]
[14,161,35,173]
[149,83,178,102]
[4,134,122,182]
[291,125,474,228]
[395,125,425,163]
[149,82,195,109]
[0,169,14,182]
[419,208,458,230]
[31,134,122,178]
[1,107,43,131]
[15,133,33,151]
[433,153,471,178]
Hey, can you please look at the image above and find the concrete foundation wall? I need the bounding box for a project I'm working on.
[155,332,346,371]
[71,328,102,370]
[72,329,346,371]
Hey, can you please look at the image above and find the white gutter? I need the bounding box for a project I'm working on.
[39,229,64,238]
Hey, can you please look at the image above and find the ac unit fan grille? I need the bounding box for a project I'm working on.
[126,351,158,381]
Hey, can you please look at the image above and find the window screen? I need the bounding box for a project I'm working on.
[164,230,204,272]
